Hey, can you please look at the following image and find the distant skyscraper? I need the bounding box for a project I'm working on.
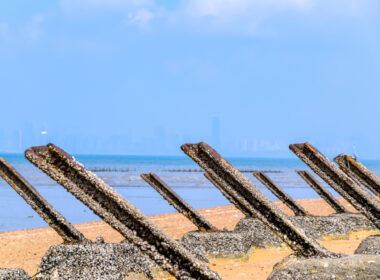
[211,116,221,150]
[22,123,37,150]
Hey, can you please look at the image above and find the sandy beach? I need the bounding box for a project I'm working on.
[0,198,378,279]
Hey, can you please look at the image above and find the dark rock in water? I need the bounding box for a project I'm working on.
[355,235,380,255]
[181,231,252,258]
[267,254,380,280]
[0,268,31,280]
[234,214,376,249]
[35,239,156,280]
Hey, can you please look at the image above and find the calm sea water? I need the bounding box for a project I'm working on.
[1,154,379,232]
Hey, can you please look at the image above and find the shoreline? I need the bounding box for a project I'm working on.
[0,198,377,279]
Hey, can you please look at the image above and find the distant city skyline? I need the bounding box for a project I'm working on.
[0,117,375,160]
[0,1,379,159]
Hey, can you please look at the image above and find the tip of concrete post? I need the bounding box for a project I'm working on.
[289,143,304,150]
[333,155,343,162]
[24,145,47,158]
[180,143,193,153]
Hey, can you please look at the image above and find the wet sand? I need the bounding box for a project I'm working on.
[0,198,378,279]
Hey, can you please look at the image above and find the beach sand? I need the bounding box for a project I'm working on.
[0,198,378,279]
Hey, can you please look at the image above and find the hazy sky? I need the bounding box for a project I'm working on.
[0,1,379,158]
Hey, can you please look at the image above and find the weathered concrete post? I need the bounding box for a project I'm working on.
[297,170,349,214]
[204,172,253,217]
[0,157,85,243]
[141,173,218,232]
[289,143,380,228]
[334,155,380,197]
[181,142,334,258]
[253,172,309,216]
[25,144,221,280]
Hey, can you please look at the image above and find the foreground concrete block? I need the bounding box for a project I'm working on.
[267,255,380,280]
[293,213,376,239]
[0,268,31,280]
[181,231,252,258]
[355,235,380,255]
[35,239,156,280]
[234,214,376,249]
[233,218,283,248]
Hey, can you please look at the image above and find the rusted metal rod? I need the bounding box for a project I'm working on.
[334,155,380,197]
[297,170,349,214]
[289,143,380,228]
[141,173,218,232]
[253,172,309,216]
[0,157,85,243]
[204,172,252,217]
[25,144,221,280]
[181,142,334,258]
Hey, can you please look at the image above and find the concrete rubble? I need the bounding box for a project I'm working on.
[234,214,376,249]
[355,235,380,255]
[0,268,31,280]
[35,237,156,280]
[181,230,252,259]
[267,254,380,280]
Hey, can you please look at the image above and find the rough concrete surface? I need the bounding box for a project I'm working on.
[26,144,221,280]
[293,213,376,239]
[35,238,156,280]
[182,142,332,258]
[0,268,31,280]
[234,218,283,248]
[267,254,380,280]
[234,214,376,249]
[181,231,252,258]
[355,235,380,255]
[289,143,380,229]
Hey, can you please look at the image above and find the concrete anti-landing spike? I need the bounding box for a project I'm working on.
[204,172,252,217]
[253,172,309,216]
[334,155,380,197]
[0,157,85,243]
[297,170,349,214]
[181,142,335,258]
[289,143,380,228]
[141,173,218,232]
[25,144,221,280]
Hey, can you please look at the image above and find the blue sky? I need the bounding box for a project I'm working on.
[0,1,379,158]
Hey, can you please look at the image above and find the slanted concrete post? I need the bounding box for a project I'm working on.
[289,143,380,228]
[334,155,380,197]
[0,157,85,243]
[141,173,218,232]
[181,142,334,258]
[297,170,349,214]
[204,172,253,217]
[254,171,309,216]
[25,144,221,280]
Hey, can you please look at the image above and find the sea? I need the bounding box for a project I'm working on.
[1,154,379,232]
